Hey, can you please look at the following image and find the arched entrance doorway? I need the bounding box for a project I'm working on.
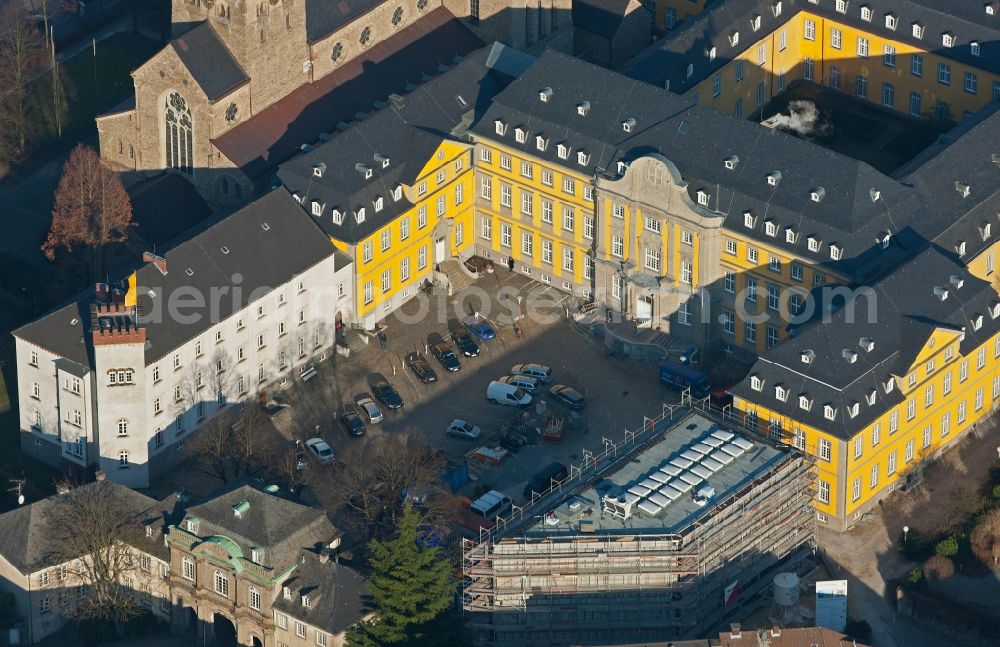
[251,637,263,647]
[183,606,198,638]
[211,612,237,647]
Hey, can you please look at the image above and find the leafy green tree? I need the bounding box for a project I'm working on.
[935,535,959,558]
[349,503,455,645]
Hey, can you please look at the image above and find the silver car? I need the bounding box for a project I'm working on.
[511,363,552,383]
[354,394,383,424]
[500,374,540,393]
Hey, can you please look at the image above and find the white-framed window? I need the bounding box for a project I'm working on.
[541,169,553,186]
[562,248,574,273]
[854,436,863,459]
[889,410,898,433]
[479,147,492,163]
[249,586,261,610]
[276,613,288,629]
[520,160,532,178]
[870,464,879,489]
[500,184,511,208]
[418,205,427,229]
[117,418,128,436]
[965,72,978,95]
[938,63,951,85]
[541,239,553,264]
[562,207,574,232]
[818,438,831,461]
[214,571,229,597]
[857,36,868,58]
[612,235,624,258]
[922,425,932,448]
[296,622,306,638]
[722,311,735,335]
[454,222,464,247]
[803,18,815,40]
[418,246,427,270]
[521,231,533,256]
[612,203,625,219]
[724,271,735,293]
[562,177,574,195]
[481,216,492,240]
[830,27,842,49]
[744,321,756,344]
[726,239,737,255]
[363,281,373,304]
[745,277,757,303]
[817,480,830,504]
[645,217,661,234]
[583,216,594,240]
[541,199,553,223]
[677,301,692,326]
[644,248,661,272]
[883,45,895,67]
[887,451,897,475]
[381,269,391,293]
[400,257,410,282]
[852,478,861,501]
[500,154,511,171]
[500,223,511,248]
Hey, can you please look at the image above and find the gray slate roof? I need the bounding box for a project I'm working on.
[472,50,936,279]
[305,0,385,42]
[573,0,631,39]
[182,482,337,572]
[0,480,167,574]
[730,245,1000,439]
[277,43,526,244]
[624,0,1000,93]
[273,552,370,634]
[171,21,249,102]
[13,187,346,367]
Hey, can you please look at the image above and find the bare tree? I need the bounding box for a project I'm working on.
[185,411,235,483]
[185,398,277,484]
[322,436,453,537]
[0,3,43,166]
[42,480,155,636]
[42,144,133,278]
[970,509,1000,568]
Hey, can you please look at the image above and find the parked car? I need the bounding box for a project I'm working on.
[454,329,480,357]
[304,438,335,464]
[372,380,404,409]
[500,374,540,393]
[339,405,367,437]
[470,490,512,520]
[430,341,461,372]
[511,363,552,383]
[549,384,586,410]
[486,381,532,406]
[354,394,383,423]
[406,352,438,383]
[464,315,496,340]
[446,419,482,440]
[523,462,569,499]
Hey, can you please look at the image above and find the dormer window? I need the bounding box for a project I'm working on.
[764,221,777,237]
[751,15,761,31]
[800,350,815,364]
[956,181,971,197]
[973,314,984,330]
[942,33,954,48]
[823,405,836,421]
[557,143,570,159]
[729,31,739,46]
[750,375,763,391]
[355,207,366,224]
[771,1,782,17]
[884,14,896,30]
[494,119,507,136]
[785,228,798,244]
[617,160,628,175]
[991,302,1000,320]
[980,223,992,241]
[312,163,326,178]
[622,118,636,133]
[799,395,812,411]
[332,209,344,225]
[283,587,291,600]
[292,192,303,203]
[848,402,860,418]
[535,135,548,151]
[877,231,891,249]
[186,518,199,534]
[810,187,825,203]
[375,154,390,168]
[956,241,967,256]
[515,127,527,143]
[577,151,590,166]
[830,244,842,261]
[866,389,877,405]
[835,0,847,12]
[971,42,981,57]
[539,86,553,102]
[743,211,756,228]
[373,196,384,212]
[724,155,739,170]
[696,190,710,206]
[989,2,998,16]
[576,101,590,117]
[686,63,694,78]
[860,5,872,21]
[311,200,323,216]
[356,163,373,179]
[775,385,788,401]
[912,23,923,39]
[302,595,311,608]
[884,379,894,394]
[807,237,821,253]
[392,185,403,201]
[766,171,781,186]
[709,46,717,61]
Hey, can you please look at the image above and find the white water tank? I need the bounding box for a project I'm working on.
[773,572,800,607]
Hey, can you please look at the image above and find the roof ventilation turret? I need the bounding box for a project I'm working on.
[539,86,553,102]
[869,188,880,202]
[356,163,373,179]
[312,163,326,178]
[859,338,875,352]
[810,187,826,202]
[724,155,739,170]
[576,101,590,116]
[766,171,782,186]
[955,181,970,197]
[842,349,858,363]
[933,286,949,301]
[800,349,815,365]
[622,117,636,133]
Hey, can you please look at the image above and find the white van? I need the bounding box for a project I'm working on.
[470,490,512,519]
[486,381,533,406]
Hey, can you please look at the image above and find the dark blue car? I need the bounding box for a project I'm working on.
[465,317,496,340]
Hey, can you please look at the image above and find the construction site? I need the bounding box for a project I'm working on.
[462,408,817,646]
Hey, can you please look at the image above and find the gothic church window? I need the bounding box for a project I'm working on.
[165,92,193,174]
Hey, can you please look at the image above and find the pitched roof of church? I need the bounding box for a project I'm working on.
[171,21,249,101]
[305,0,388,42]
[213,7,483,178]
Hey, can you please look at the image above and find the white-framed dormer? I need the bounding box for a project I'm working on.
[785,227,798,244]
[750,374,764,391]
[557,143,570,160]
[494,118,507,136]
[912,22,924,39]
[807,236,821,253]
[535,135,548,152]
[798,395,812,411]
[823,404,837,421]
[775,385,788,402]
[942,33,954,48]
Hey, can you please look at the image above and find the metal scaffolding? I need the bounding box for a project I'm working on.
[461,404,816,647]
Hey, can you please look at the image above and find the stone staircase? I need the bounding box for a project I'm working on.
[438,259,478,294]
